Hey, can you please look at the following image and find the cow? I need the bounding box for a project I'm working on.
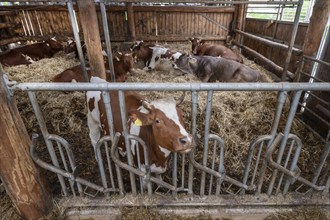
[0,50,34,67]
[8,39,63,61]
[173,54,260,82]
[52,51,136,83]
[130,40,182,70]
[64,40,87,59]
[86,76,195,175]
[189,37,243,63]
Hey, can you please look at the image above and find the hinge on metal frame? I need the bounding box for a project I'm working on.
[2,74,17,97]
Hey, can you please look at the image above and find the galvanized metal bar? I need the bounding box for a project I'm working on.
[311,142,330,186]
[188,91,198,196]
[28,91,68,196]
[96,138,109,191]
[105,141,116,190]
[13,82,330,92]
[48,134,83,194]
[200,90,213,196]
[266,134,324,192]
[110,133,177,191]
[215,136,225,196]
[283,136,303,195]
[22,10,31,36]
[304,55,330,67]
[242,135,272,195]
[267,90,303,195]
[118,90,137,195]
[297,103,330,127]
[100,0,116,81]
[269,91,287,137]
[110,134,125,196]
[323,176,330,196]
[67,0,88,82]
[251,142,265,188]
[208,141,217,195]
[172,152,178,197]
[108,0,300,5]
[281,0,303,81]
[30,133,106,193]
[180,154,186,191]
[102,91,115,141]
[276,139,295,194]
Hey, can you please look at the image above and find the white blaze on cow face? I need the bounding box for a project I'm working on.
[146,46,169,70]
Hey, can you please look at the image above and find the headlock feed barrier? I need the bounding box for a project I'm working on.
[6,74,330,216]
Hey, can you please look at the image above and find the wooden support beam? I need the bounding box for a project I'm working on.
[0,69,53,219]
[0,22,17,29]
[233,40,295,80]
[126,3,136,41]
[77,0,106,80]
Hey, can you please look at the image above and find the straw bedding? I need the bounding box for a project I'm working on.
[2,44,326,196]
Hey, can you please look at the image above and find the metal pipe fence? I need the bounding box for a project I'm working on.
[8,80,329,200]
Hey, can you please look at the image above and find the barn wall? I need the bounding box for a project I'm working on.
[0,5,235,44]
[243,18,308,73]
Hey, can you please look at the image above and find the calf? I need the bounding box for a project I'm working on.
[10,39,63,61]
[173,54,260,82]
[189,37,243,63]
[0,50,34,67]
[130,40,181,70]
[64,40,87,59]
[87,76,195,175]
[52,51,135,83]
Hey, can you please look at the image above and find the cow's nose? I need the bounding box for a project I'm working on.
[179,136,189,145]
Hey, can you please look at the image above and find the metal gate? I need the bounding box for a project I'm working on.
[7,76,330,218]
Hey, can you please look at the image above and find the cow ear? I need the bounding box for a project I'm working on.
[189,57,197,64]
[114,56,120,61]
[128,110,153,126]
[200,40,206,45]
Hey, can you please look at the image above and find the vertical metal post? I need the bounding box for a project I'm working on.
[118,90,137,195]
[100,1,116,81]
[281,0,303,81]
[188,91,198,196]
[267,90,303,195]
[67,0,89,82]
[102,91,115,141]
[200,90,213,196]
[28,91,68,196]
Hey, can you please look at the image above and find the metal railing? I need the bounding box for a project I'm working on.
[8,80,329,200]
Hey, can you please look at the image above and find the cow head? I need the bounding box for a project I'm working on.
[128,98,195,154]
[113,51,135,82]
[45,39,63,51]
[172,53,196,75]
[189,37,206,55]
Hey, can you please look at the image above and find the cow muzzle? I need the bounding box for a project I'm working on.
[177,135,196,154]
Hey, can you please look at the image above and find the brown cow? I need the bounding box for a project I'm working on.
[189,37,243,63]
[9,39,63,61]
[130,40,182,70]
[86,76,195,175]
[0,50,33,67]
[52,51,135,83]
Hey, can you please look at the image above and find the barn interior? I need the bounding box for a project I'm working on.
[0,0,329,219]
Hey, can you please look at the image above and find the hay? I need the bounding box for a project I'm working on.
[2,43,325,196]
[264,207,328,220]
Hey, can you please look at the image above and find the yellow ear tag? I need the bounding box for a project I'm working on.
[134,118,142,126]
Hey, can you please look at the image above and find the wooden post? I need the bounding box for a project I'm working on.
[77,0,106,80]
[299,0,330,82]
[127,3,136,41]
[0,70,53,219]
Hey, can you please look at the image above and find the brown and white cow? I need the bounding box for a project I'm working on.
[130,40,182,70]
[173,54,260,82]
[189,37,243,63]
[0,50,34,67]
[52,51,136,83]
[86,76,195,174]
[10,39,63,61]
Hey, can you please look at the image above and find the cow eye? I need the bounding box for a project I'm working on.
[155,119,161,124]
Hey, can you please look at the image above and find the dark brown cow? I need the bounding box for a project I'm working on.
[87,76,195,174]
[189,37,243,63]
[130,40,182,70]
[64,40,86,59]
[173,54,260,82]
[52,51,135,83]
[10,39,63,61]
[0,50,33,67]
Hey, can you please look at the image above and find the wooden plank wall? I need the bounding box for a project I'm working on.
[243,18,308,73]
[0,5,235,44]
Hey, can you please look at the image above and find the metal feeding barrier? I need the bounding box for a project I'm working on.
[8,80,327,199]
